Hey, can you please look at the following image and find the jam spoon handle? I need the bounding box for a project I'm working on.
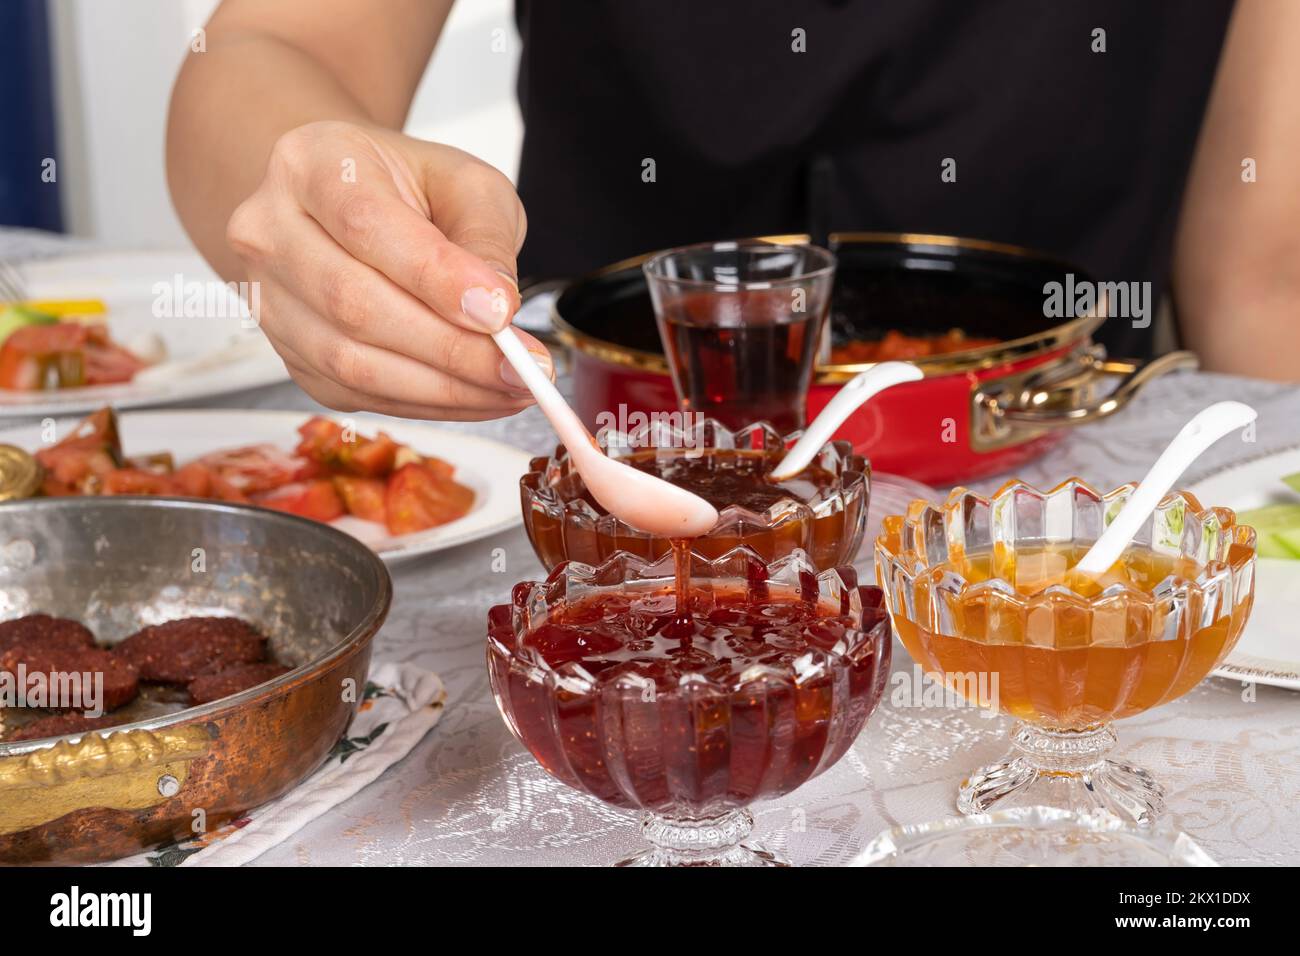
[768,361,923,480]
[1074,400,1257,576]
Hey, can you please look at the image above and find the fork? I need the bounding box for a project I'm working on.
[0,258,28,305]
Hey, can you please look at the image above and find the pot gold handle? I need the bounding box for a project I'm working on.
[971,348,1199,451]
[0,724,211,835]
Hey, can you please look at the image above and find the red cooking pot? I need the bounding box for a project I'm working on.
[541,233,1196,485]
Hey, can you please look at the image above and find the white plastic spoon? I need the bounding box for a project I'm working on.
[493,326,719,537]
[1072,400,1257,578]
[768,361,923,480]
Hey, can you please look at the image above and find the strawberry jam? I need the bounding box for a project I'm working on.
[595,449,838,514]
[522,444,870,571]
[487,570,891,816]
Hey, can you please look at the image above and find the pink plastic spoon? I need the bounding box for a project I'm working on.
[493,327,719,537]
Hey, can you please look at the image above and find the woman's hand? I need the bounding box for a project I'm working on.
[226,120,550,420]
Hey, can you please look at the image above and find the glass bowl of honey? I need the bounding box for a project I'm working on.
[520,417,870,572]
[487,547,892,866]
[875,478,1256,825]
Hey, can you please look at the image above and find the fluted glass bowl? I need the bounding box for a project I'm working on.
[520,418,869,571]
[487,547,891,866]
[875,478,1256,825]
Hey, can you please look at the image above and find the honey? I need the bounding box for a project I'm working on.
[892,544,1253,728]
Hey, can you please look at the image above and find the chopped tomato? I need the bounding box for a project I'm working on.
[383,462,474,535]
[123,451,174,474]
[49,407,122,454]
[342,432,398,477]
[830,329,1000,364]
[82,326,145,385]
[195,444,319,494]
[333,475,387,523]
[295,417,345,460]
[34,408,124,490]
[40,475,76,497]
[295,416,399,477]
[208,475,251,503]
[421,456,456,481]
[101,468,177,495]
[0,324,143,389]
[38,447,116,489]
[253,479,346,522]
[170,460,253,503]
[0,324,88,389]
[171,462,214,498]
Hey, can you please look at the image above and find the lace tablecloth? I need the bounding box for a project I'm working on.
[184,369,1294,867]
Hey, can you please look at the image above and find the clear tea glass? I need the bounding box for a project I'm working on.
[643,240,835,433]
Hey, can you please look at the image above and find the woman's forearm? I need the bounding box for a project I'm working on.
[166,34,376,280]
[165,0,448,280]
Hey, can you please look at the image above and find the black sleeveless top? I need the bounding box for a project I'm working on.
[514,1,1234,357]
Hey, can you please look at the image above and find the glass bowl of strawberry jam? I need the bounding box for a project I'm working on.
[875,478,1257,827]
[520,418,870,571]
[487,547,891,866]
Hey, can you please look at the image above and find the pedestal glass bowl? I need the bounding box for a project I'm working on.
[487,548,891,866]
[875,478,1256,825]
[521,418,869,571]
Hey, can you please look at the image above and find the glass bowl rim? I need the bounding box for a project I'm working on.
[641,238,837,291]
[874,476,1257,612]
[521,417,870,531]
[487,546,889,695]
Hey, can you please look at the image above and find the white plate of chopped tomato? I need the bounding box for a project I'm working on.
[0,407,532,562]
[0,251,289,417]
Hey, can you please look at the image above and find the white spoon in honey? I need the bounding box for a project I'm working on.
[1067,400,1257,593]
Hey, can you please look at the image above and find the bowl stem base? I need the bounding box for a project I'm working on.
[615,808,788,867]
[957,722,1165,826]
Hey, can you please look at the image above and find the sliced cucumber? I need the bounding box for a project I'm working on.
[1258,532,1300,560]
[1238,503,1300,559]
[1237,503,1300,532]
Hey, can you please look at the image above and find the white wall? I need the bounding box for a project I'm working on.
[46,0,523,248]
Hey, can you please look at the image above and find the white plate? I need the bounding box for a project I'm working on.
[0,410,531,563]
[1188,444,1300,690]
[0,251,289,417]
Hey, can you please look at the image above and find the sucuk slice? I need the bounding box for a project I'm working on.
[0,614,96,653]
[8,712,121,742]
[113,616,266,683]
[187,662,291,705]
[0,643,139,711]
